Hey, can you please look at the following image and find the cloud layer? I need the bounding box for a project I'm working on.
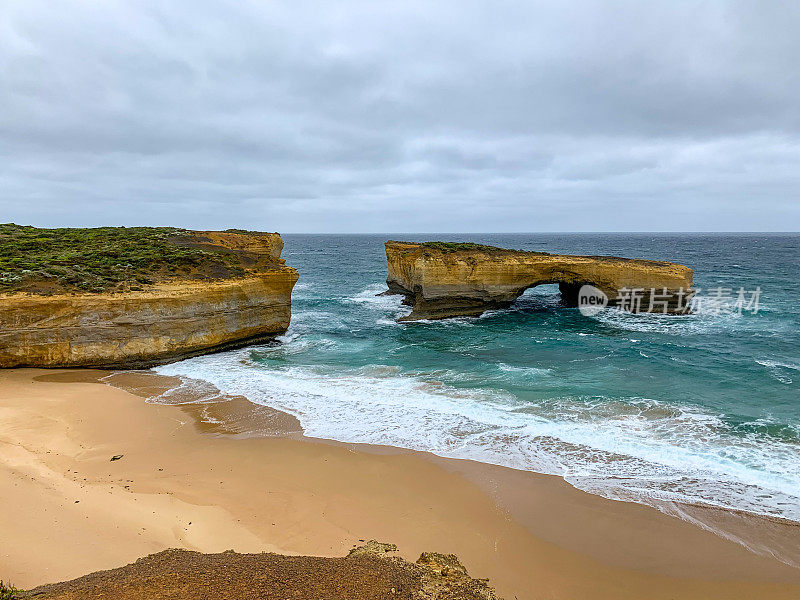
[2,0,799,231]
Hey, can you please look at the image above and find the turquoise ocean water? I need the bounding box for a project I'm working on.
[157,234,800,525]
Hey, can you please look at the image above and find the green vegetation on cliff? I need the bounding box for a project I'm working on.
[0,224,245,294]
[422,241,499,252]
[421,241,549,255]
[0,581,20,600]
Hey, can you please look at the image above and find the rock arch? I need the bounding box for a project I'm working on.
[384,241,693,320]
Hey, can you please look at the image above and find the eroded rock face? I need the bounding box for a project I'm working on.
[385,241,693,320]
[0,230,298,368]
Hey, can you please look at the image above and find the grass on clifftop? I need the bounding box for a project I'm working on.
[421,242,499,252]
[421,241,549,255]
[0,224,246,294]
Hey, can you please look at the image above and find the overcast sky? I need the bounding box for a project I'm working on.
[1,1,798,232]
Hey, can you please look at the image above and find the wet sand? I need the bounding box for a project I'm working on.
[1,368,799,599]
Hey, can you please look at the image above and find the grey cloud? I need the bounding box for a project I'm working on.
[0,0,798,232]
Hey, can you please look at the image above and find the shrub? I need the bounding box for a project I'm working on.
[0,581,20,600]
[0,224,249,294]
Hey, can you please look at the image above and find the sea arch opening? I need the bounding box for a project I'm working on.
[512,279,601,310]
[513,283,562,310]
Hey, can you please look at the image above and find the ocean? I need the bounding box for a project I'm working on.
[156,233,800,524]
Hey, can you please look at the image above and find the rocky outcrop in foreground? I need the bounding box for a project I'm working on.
[18,542,500,600]
[0,228,298,368]
[386,241,693,320]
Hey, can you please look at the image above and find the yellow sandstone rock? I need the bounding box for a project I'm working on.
[0,230,298,368]
[385,241,693,320]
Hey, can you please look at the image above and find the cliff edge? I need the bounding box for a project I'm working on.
[16,542,499,600]
[385,241,693,320]
[0,225,298,368]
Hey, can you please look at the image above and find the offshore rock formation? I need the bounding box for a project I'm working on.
[0,229,298,368]
[19,542,500,600]
[385,241,693,320]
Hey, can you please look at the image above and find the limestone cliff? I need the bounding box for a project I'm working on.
[0,227,298,368]
[385,241,693,320]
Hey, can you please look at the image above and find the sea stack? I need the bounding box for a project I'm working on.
[385,241,693,320]
[0,226,298,368]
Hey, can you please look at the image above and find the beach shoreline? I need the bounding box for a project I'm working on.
[2,368,799,599]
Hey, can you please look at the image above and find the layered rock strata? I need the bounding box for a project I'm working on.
[385,241,693,320]
[0,230,298,368]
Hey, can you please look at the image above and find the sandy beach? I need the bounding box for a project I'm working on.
[2,368,799,599]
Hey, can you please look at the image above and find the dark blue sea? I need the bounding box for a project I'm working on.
[157,233,800,523]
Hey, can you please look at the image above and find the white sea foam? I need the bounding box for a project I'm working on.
[496,363,552,378]
[588,291,761,336]
[756,358,800,371]
[755,359,799,384]
[344,283,411,319]
[156,347,800,528]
